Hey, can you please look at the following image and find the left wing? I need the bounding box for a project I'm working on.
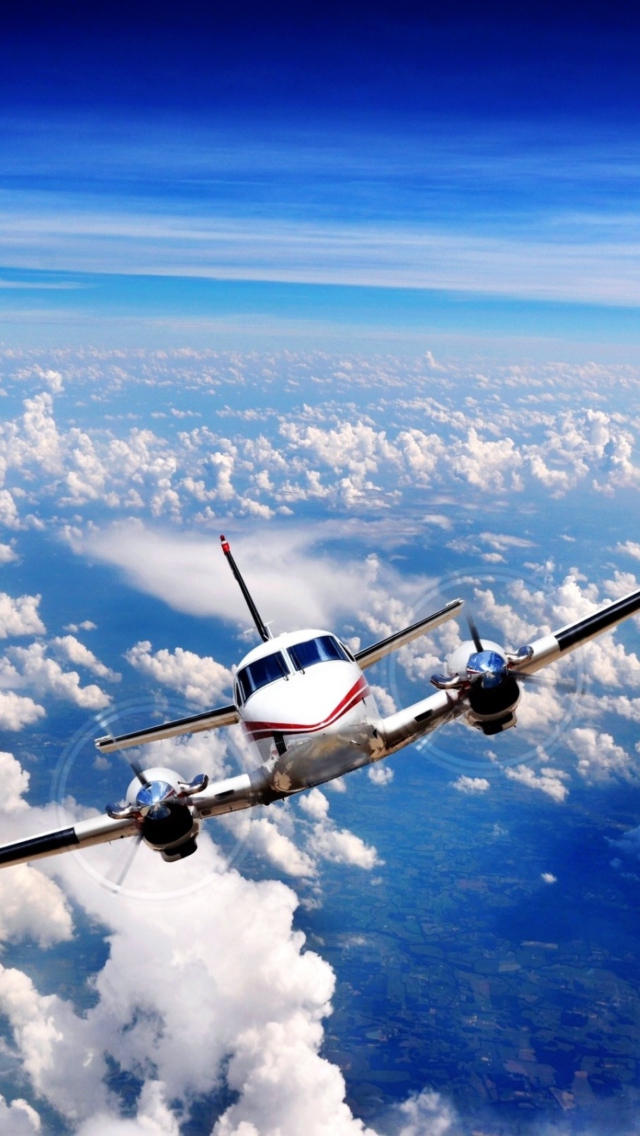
[95,703,240,754]
[0,814,137,869]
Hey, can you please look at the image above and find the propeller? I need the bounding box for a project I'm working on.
[128,756,150,787]
[467,613,483,655]
[93,714,216,869]
[107,832,144,891]
[106,773,209,822]
[431,614,528,691]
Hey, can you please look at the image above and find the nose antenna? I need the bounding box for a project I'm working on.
[220,535,272,643]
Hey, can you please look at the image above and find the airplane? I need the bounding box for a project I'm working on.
[0,536,639,874]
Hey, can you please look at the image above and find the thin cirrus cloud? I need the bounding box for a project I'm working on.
[1,115,640,338]
[2,198,640,308]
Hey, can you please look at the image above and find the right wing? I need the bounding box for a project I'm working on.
[355,599,464,669]
[377,685,464,755]
[376,584,640,755]
[0,813,137,869]
[95,703,240,754]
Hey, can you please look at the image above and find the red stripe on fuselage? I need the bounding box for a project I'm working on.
[244,673,370,739]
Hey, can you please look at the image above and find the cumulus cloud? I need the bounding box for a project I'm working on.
[0,810,344,1131]
[505,764,569,802]
[0,542,17,563]
[616,540,640,562]
[5,352,640,1134]
[0,691,45,730]
[0,867,73,948]
[396,1089,459,1136]
[0,593,45,639]
[299,788,330,821]
[52,636,120,681]
[368,765,394,786]
[0,489,23,530]
[515,681,567,731]
[0,643,110,709]
[298,789,380,870]
[541,872,557,884]
[307,820,379,870]
[74,1083,180,1135]
[0,1095,41,1135]
[368,684,396,717]
[472,587,538,648]
[133,730,230,786]
[567,727,634,782]
[0,744,393,1134]
[230,813,317,878]
[124,641,232,707]
[451,776,490,794]
[214,1014,378,1136]
[453,429,523,494]
[0,750,31,810]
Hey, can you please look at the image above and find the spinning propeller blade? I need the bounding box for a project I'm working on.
[108,832,144,891]
[96,714,150,788]
[467,613,483,654]
[127,757,149,787]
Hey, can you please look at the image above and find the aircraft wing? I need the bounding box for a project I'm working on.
[515,585,640,675]
[378,584,640,750]
[356,598,464,669]
[0,813,138,869]
[378,685,464,754]
[95,704,240,754]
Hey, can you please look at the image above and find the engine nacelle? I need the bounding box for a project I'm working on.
[466,674,520,736]
[126,766,200,862]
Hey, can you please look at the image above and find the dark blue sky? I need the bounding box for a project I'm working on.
[4,0,640,120]
[2,0,640,353]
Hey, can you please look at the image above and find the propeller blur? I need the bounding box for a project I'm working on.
[1,537,640,874]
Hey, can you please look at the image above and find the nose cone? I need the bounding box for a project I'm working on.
[467,650,508,688]
[135,780,175,819]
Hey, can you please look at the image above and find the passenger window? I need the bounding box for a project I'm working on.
[237,652,289,701]
[288,635,349,672]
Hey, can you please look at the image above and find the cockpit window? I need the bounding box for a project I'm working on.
[287,635,349,672]
[237,651,289,702]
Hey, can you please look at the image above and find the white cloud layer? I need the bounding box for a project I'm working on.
[79,523,432,640]
[0,643,110,709]
[567,728,635,782]
[0,1095,41,1135]
[505,764,569,803]
[125,640,232,707]
[52,635,120,681]
[451,776,490,794]
[0,593,45,639]
[0,691,45,730]
[0,750,388,1135]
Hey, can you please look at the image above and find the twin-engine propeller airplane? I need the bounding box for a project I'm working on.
[1,537,640,874]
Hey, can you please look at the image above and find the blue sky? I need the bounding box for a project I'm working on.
[2,0,640,354]
[2,11,640,1133]
[0,350,640,1133]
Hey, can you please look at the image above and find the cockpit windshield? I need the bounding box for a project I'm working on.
[237,651,289,702]
[287,635,349,672]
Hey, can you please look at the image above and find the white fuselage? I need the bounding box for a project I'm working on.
[234,628,382,794]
